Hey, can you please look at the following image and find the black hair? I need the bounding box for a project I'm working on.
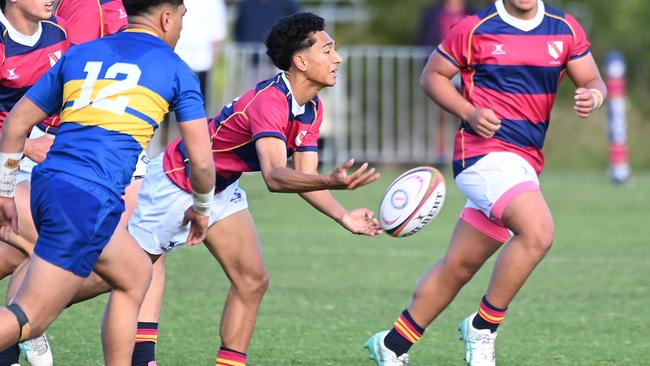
[0,0,5,11]
[122,0,184,17]
[265,12,325,71]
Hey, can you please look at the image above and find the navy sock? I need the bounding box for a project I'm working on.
[472,296,507,333]
[131,322,158,366]
[0,344,19,366]
[383,309,425,357]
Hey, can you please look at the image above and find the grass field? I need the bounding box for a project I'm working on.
[2,169,648,365]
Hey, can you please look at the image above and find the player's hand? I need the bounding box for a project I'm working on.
[467,108,501,138]
[24,134,54,163]
[574,87,601,119]
[0,197,19,241]
[329,159,380,190]
[182,207,209,246]
[336,208,382,236]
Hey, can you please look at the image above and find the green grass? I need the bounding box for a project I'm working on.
[2,169,649,365]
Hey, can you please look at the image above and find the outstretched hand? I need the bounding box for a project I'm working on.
[337,208,382,236]
[330,159,380,190]
[0,197,18,242]
[182,207,209,245]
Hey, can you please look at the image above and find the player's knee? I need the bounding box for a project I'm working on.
[521,223,555,256]
[442,256,480,285]
[234,271,269,301]
[0,249,26,279]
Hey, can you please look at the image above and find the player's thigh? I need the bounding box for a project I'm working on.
[120,178,143,227]
[0,242,26,278]
[443,218,503,270]
[13,254,85,332]
[203,209,266,283]
[501,189,554,240]
[94,226,152,292]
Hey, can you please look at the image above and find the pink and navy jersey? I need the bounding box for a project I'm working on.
[436,1,590,176]
[56,0,128,46]
[164,73,324,193]
[0,14,69,132]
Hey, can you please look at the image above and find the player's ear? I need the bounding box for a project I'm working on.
[293,52,308,72]
[160,9,172,33]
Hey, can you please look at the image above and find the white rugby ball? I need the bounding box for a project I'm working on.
[379,166,446,237]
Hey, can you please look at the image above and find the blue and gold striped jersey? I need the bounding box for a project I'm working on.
[26,29,205,196]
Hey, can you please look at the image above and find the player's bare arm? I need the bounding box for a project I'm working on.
[0,98,49,237]
[567,53,607,119]
[255,137,379,192]
[420,51,501,138]
[293,150,381,236]
[177,117,216,245]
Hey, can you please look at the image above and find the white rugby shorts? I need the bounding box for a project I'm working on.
[17,127,149,183]
[455,152,540,242]
[128,154,248,255]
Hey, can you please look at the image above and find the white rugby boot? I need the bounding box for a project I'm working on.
[459,313,497,366]
[19,334,53,366]
[364,330,409,366]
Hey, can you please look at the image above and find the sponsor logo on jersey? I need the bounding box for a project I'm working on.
[491,44,506,55]
[6,68,19,80]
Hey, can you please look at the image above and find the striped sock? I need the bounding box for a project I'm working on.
[472,296,507,333]
[216,347,247,366]
[132,322,158,366]
[383,309,425,357]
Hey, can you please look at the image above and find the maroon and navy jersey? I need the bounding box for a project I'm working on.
[163,73,323,193]
[0,14,69,132]
[436,1,590,176]
[56,0,128,46]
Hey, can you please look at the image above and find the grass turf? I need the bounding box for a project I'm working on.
[2,169,648,365]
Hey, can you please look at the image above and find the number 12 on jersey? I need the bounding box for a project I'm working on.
[71,61,142,115]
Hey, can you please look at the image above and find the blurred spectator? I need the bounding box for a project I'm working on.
[416,0,474,48]
[174,0,227,101]
[234,0,301,43]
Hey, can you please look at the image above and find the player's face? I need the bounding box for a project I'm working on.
[15,0,54,20]
[504,0,538,14]
[301,31,342,87]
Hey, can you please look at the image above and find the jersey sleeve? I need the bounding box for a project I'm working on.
[24,55,65,115]
[171,62,206,122]
[436,15,477,69]
[565,14,591,61]
[56,1,101,45]
[296,100,323,152]
[101,0,128,37]
[247,89,290,141]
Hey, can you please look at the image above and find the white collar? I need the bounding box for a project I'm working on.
[495,0,545,32]
[281,72,306,116]
[0,10,43,47]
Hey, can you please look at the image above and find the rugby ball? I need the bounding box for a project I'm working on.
[379,166,446,237]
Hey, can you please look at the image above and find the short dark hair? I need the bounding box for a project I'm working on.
[265,12,325,71]
[122,0,184,17]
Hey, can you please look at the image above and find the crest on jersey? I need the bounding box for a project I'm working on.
[547,41,563,60]
[295,130,308,146]
[48,51,62,67]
